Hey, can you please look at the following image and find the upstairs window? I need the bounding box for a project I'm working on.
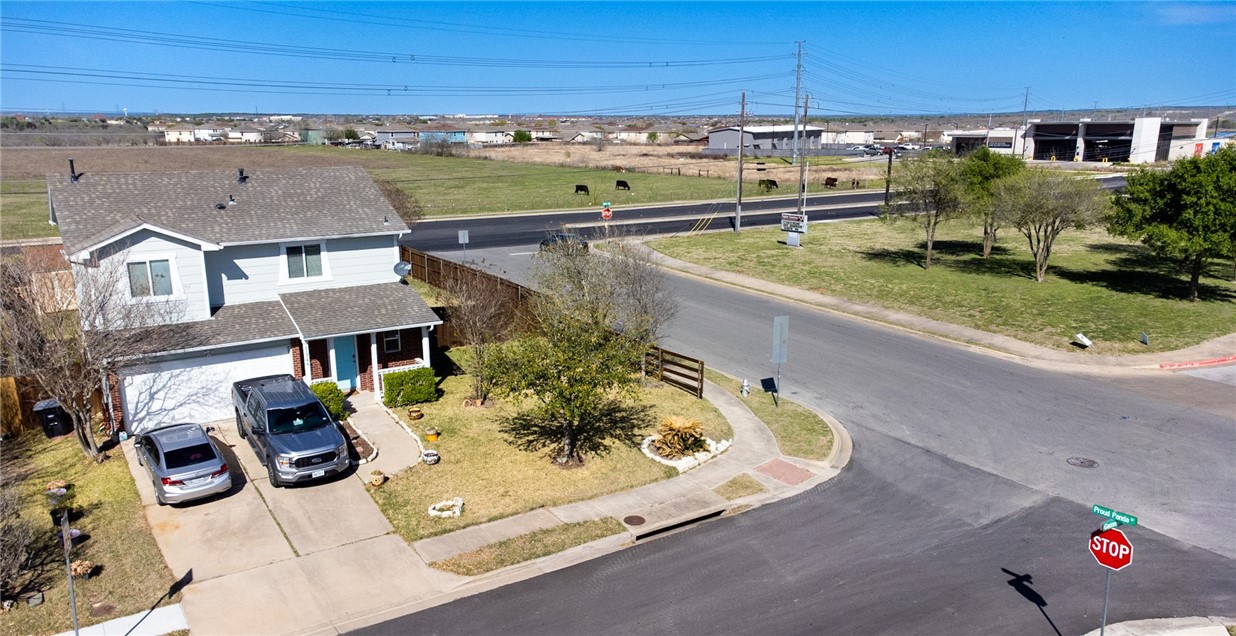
[286,244,323,279]
[128,259,173,297]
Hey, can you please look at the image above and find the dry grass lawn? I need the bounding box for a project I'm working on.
[1,432,179,636]
[429,518,625,576]
[713,474,768,501]
[371,357,731,543]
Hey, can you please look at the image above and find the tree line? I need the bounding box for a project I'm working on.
[887,146,1236,300]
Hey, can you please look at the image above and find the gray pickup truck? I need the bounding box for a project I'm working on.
[232,375,351,487]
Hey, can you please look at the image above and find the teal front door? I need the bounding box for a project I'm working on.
[334,336,357,391]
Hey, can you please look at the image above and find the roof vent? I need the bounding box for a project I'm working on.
[69,158,83,183]
[215,203,227,210]
[237,168,249,184]
[228,195,237,206]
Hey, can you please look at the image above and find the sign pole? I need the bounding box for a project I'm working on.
[1100,568,1111,636]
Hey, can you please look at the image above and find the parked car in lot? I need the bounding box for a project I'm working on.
[135,423,232,506]
[233,375,351,488]
[539,232,589,253]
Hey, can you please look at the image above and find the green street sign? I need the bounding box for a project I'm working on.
[1101,519,1119,531]
[602,201,612,207]
[1092,504,1138,527]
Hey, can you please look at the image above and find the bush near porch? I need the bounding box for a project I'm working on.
[1,433,179,636]
[370,349,731,542]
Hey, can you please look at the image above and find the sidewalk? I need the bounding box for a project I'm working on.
[632,244,1236,373]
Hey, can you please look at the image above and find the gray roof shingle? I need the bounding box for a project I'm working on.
[49,166,407,256]
[117,300,299,357]
[279,282,441,340]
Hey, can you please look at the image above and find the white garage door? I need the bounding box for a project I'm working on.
[121,343,292,434]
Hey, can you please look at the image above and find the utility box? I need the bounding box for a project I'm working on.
[33,399,72,439]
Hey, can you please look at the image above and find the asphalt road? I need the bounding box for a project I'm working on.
[358,213,1229,635]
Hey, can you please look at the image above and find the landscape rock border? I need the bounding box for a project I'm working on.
[641,435,731,473]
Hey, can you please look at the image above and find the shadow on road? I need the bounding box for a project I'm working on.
[1001,567,1062,636]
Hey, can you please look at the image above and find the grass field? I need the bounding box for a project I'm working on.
[429,518,625,576]
[652,218,1236,354]
[706,370,834,461]
[1,433,179,636]
[371,351,731,543]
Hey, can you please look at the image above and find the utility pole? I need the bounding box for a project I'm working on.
[736,90,746,232]
[792,41,804,166]
[798,94,810,215]
[1020,87,1030,159]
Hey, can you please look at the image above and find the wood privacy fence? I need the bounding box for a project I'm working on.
[644,347,705,399]
[398,245,705,398]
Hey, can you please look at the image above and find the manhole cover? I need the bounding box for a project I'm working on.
[623,515,646,526]
[1067,457,1099,468]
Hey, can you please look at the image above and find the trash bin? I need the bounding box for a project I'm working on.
[33,399,73,439]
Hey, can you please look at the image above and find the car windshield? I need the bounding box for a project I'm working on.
[268,404,331,434]
[163,443,217,469]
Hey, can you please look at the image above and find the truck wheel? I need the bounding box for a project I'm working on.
[236,410,247,439]
[267,459,283,488]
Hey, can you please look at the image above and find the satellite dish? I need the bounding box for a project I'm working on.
[393,261,412,277]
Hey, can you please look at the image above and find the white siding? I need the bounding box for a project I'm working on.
[206,234,399,307]
[97,229,211,322]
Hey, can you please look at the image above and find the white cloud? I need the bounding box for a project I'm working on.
[1155,2,1236,25]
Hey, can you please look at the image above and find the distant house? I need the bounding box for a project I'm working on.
[565,130,605,144]
[48,166,440,431]
[669,131,708,145]
[467,127,513,146]
[193,125,226,143]
[418,127,467,145]
[374,127,418,150]
[706,125,825,155]
[227,127,265,144]
[300,129,328,145]
[164,126,195,144]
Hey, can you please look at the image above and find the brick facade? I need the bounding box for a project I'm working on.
[290,339,304,380]
[107,373,125,432]
[376,328,423,368]
[357,334,374,391]
[308,339,331,380]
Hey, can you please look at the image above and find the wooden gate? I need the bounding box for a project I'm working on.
[645,346,704,398]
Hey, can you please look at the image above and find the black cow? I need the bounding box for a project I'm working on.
[824,177,839,188]
[574,184,590,195]
[758,179,779,190]
[615,180,630,190]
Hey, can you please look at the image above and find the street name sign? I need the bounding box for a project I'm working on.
[1092,504,1137,527]
[780,212,808,233]
[1089,528,1134,571]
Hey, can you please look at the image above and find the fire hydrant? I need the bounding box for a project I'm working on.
[741,378,750,397]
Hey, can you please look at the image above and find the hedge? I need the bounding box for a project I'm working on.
[311,382,347,420]
[382,367,439,408]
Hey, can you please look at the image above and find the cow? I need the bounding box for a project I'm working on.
[613,165,626,173]
[758,179,779,191]
[851,178,861,189]
[824,177,839,188]
[615,180,630,190]
[574,184,590,195]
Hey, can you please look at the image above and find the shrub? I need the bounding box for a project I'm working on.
[382,368,440,408]
[0,486,35,599]
[653,415,705,459]
[311,382,347,420]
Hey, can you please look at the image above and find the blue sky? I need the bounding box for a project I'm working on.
[2,1,1233,117]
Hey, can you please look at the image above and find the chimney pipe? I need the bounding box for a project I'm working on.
[237,167,248,184]
[69,158,78,183]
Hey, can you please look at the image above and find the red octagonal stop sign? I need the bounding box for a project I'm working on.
[1089,528,1134,571]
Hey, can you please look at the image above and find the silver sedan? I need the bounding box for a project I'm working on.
[135,423,232,505]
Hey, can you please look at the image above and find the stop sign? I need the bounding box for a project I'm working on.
[601,207,612,220]
[1089,528,1133,571]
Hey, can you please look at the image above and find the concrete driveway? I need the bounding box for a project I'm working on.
[123,415,461,635]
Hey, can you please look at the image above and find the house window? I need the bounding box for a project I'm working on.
[286,244,323,279]
[383,332,401,354]
[127,260,173,297]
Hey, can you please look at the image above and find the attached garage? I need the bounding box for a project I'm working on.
[120,342,292,433]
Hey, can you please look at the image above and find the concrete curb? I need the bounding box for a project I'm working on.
[1159,355,1236,369]
[343,415,380,465]
[1079,615,1236,636]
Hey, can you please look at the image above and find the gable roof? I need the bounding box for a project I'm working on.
[48,166,407,257]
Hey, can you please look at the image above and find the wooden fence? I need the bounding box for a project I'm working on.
[644,347,705,398]
[399,245,705,398]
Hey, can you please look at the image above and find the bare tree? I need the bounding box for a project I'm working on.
[0,253,194,457]
[439,269,519,403]
[886,154,966,269]
[592,227,679,345]
[991,168,1112,282]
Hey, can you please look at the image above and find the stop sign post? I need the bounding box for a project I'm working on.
[1089,524,1135,636]
[1090,528,1133,570]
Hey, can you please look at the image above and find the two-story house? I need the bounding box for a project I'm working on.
[48,165,441,431]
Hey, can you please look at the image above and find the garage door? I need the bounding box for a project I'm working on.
[121,343,292,434]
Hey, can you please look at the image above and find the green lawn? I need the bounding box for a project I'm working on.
[371,352,731,543]
[1,433,179,636]
[652,219,1236,354]
[706,369,834,461]
[429,518,625,576]
[0,180,53,241]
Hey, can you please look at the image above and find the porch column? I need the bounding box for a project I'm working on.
[301,338,311,385]
[328,338,338,382]
[421,326,432,366]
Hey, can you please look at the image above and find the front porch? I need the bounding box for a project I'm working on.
[293,327,432,401]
